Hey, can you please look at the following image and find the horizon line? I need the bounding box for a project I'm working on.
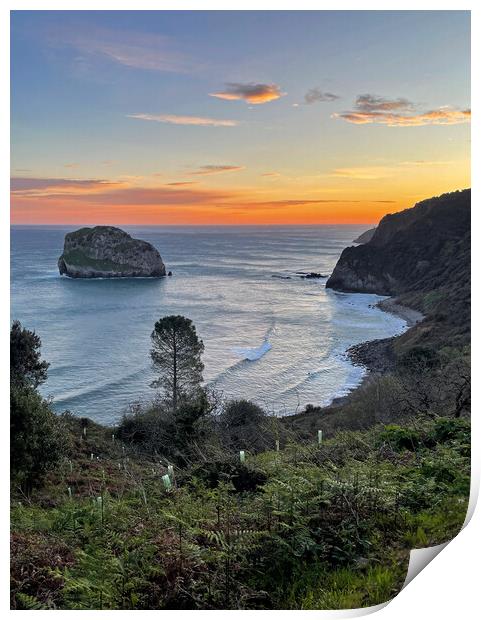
[10,222,378,228]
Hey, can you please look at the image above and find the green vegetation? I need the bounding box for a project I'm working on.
[10,322,67,492]
[61,249,135,272]
[10,413,469,609]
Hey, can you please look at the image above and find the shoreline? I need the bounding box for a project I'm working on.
[313,296,424,411]
[376,297,424,328]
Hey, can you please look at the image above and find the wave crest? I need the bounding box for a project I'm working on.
[232,340,272,361]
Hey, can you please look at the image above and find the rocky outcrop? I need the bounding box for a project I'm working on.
[58,226,166,278]
[326,189,470,296]
[353,227,376,244]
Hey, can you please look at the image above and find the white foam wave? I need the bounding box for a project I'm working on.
[232,340,272,361]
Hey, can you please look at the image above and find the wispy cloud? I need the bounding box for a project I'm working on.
[399,160,454,166]
[330,167,394,180]
[209,83,285,104]
[47,26,193,73]
[355,94,413,112]
[334,93,471,126]
[329,160,456,180]
[191,165,245,176]
[166,181,200,186]
[127,113,238,127]
[10,177,121,194]
[11,176,398,225]
[334,108,471,126]
[304,88,340,104]
[11,177,235,206]
[261,172,281,178]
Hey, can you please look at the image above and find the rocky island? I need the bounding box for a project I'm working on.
[58,226,166,278]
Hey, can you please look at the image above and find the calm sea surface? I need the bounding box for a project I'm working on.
[11,225,407,424]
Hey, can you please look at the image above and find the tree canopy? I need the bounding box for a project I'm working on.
[150,315,204,409]
[11,320,49,389]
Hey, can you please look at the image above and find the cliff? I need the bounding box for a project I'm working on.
[327,189,470,295]
[58,226,166,278]
[353,227,376,244]
[326,189,470,345]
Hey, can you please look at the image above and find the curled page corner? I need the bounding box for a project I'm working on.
[400,474,479,592]
[402,542,449,588]
[350,478,479,614]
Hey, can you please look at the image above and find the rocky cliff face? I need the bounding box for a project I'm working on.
[326,189,470,296]
[353,227,376,244]
[58,226,166,278]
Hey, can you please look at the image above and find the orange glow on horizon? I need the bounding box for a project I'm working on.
[10,174,470,226]
[9,196,423,226]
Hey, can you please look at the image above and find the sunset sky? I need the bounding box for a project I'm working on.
[11,10,470,225]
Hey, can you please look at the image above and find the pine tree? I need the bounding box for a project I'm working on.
[150,315,204,410]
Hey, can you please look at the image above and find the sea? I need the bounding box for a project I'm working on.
[11,225,407,425]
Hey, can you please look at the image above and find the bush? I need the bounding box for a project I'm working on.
[11,385,67,492]
[377,425,421,451]
[117,396,213,465]
[218,399,272,452]
[431,417,470,443]
[190,458,268,492]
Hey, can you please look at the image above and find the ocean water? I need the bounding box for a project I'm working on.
[11,225,407,424]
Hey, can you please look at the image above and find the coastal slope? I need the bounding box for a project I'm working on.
[327,189,470,296]
[58,226,166,278]
[326,189,470,346]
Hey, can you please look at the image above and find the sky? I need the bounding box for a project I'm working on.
[10,10,471,225]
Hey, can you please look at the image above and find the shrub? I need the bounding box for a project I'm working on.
[218,399,272,452]
[117,395,213,465]
[377,425,421,451]
[431,417,470,443]
[11,384,67,492]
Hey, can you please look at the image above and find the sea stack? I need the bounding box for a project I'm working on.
[58,226,166,278]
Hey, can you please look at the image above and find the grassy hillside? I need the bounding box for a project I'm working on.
[11,414,469,609]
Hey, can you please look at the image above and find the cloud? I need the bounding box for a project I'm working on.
[191,165,245,176]
[399,160,454,166]
[64,163,80,169]
[166,181,200,186]
[127,113,238,127]
[330,167,394,180]
[11,176,398,225]
[304,88,340,104]
[47,26,193,73]
[355,94,412,112]
[329,160,456,180]
[334,108,471,126]
[11,178,236,207]
[261,172,281,177]
[10,177,120,194]
[209,83,284,104]
[334,93,471,126]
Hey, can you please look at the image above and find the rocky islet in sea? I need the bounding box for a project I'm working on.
[58,226,167,278]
